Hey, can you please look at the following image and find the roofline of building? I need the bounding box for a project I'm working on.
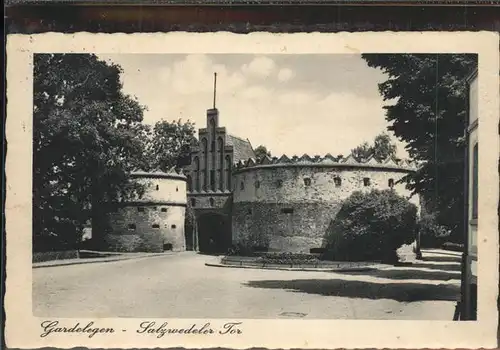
[232,162,415,174]
[130,172,187,181]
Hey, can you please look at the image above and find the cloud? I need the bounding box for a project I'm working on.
[277,68,294,82]
[241,56,276,78]
[102,53,407,159]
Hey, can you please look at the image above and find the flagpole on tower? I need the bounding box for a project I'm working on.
[213,72,217,109]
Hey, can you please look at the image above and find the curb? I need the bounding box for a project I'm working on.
[205,262,378,272]
[33,253,170,269]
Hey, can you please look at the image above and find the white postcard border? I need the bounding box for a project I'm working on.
[5,31,500,349]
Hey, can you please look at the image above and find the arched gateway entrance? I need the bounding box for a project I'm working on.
[197,213,231,254]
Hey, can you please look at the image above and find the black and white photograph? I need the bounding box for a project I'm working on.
[5,32,499,349]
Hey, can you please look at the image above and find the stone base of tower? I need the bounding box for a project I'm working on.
[102,205,187,253]
[232,201,342,253]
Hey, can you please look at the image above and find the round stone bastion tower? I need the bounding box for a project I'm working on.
[103,169,187,253]
[231,154,419,253]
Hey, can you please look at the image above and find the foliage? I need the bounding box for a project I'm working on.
[33,54,148,251]
[254,145,271,160]
[417,213,451,248]
[362,54,478,242]
[324,189,418,263]
[258,252,319,265]
[147,119,197,171]
[351,133,397,162]
[351,142,372,162]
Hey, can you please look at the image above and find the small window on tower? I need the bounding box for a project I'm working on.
[276,179,283,188]
[304,178,312,186]
[156,184,159,191]
[137,207,145,212]
[128,224,136,230]
[152,224,160,229]
[240,182,245,190]
[334,177,342,187]
[363,178,371,186]
[161,208,167,212]
[171,224,177,229]
[281,208,294,214]
[255,181,260,188]
[388,178,395,188]
[209,198,215,206]
[191,198,196,207]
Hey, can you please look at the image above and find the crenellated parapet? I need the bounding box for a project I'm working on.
[233,153,418,173]
[131,167,187,181]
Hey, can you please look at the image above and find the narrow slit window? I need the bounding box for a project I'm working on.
[281,208,294,214]
[255,181,260,189]
[240,182,245,190]
[388,178,395,188]
[156,184,159,191]
[276,179,283,188]
[191,198,196,207]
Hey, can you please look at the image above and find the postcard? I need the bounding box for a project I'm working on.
[5,31,500,348]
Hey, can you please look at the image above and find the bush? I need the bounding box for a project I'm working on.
[259,252,319,265]
[324,189,418,263]
[418,213,450,248]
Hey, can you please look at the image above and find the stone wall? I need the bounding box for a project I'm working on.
[232,163,418,253]
[188,192,232,211]
[135,176,186,204]
[104,173,188,253]
[106,205,186,252]
[232,201,342,252]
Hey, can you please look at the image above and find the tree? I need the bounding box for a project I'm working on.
[362,54,477,242]
[372,133,397,162]
[147,119,196,171]
[33,54,149,251]
[254,145,271,160]
[351,133,397,162]
[324,189,417,263]
[351,142,372,162]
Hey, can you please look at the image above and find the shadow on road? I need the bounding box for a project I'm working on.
[244,279,460,302]
[408,262,462,272]
[421,255,461,263]
[332,268,461,281]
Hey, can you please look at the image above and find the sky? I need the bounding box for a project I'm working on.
[98,53,407,158]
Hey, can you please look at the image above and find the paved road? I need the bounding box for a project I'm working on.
[33,250,461,320]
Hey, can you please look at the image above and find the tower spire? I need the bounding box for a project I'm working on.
[213,72,217,109]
